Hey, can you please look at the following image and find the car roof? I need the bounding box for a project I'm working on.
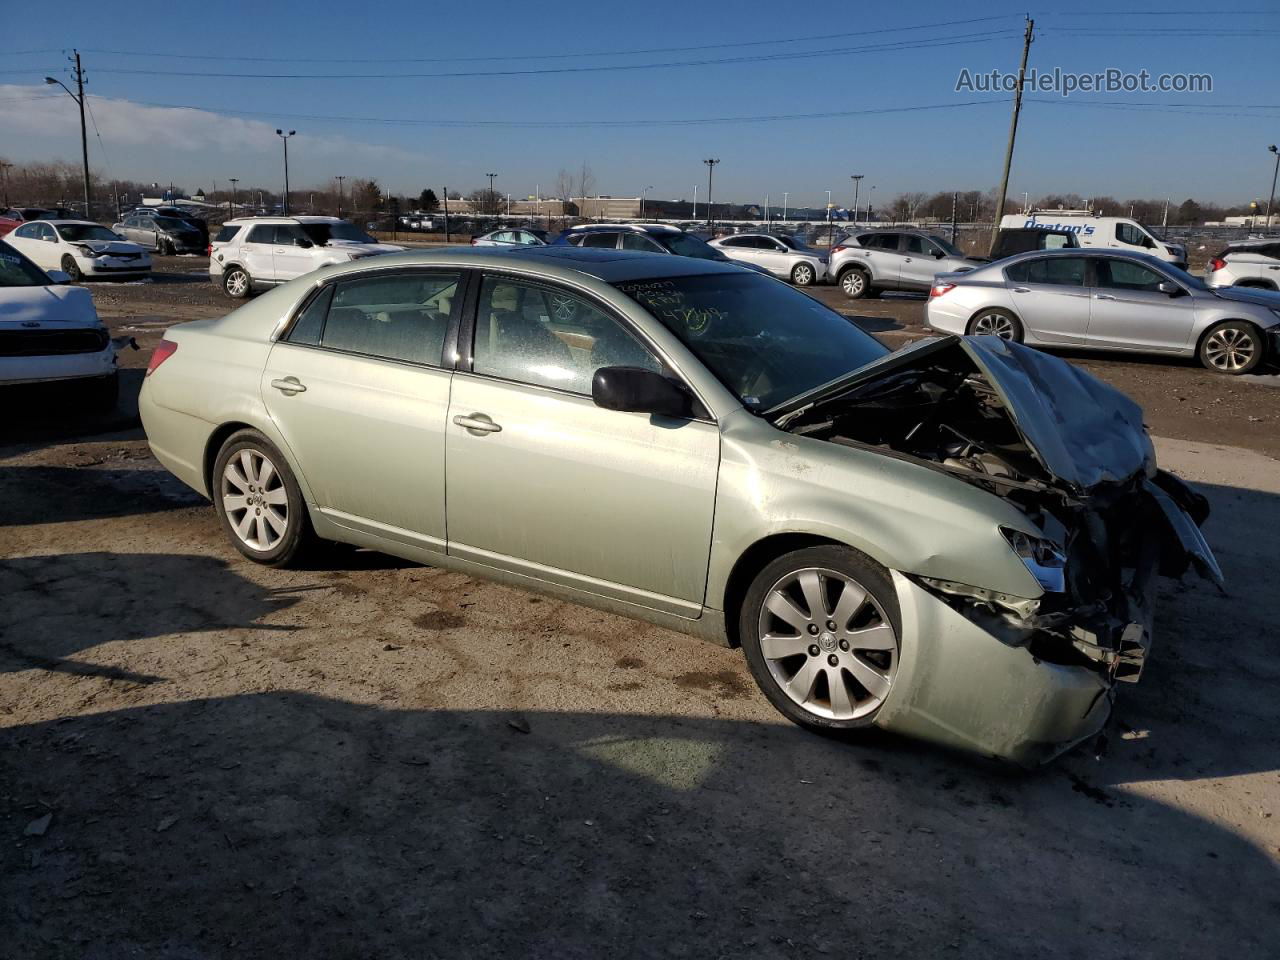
[317,245,749,284]
[567,223,683,234]
[40,219,98,227]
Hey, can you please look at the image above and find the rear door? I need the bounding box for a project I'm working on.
[260,269,462,550]
[1003,256,1090,343]
[239,225,278,281]
[860,233,902,287]
[1086,258,1196,352]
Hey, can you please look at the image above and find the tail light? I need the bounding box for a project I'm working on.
[831,244,848,254]
[146,339,177,377]
[930,282,956,299]
[1208,257,1226,272]
[206,243,212,256]
[470,237,478,245]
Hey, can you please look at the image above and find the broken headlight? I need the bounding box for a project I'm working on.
[1001,526,1066,593]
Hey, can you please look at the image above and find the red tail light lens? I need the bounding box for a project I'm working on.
[146,339,177,377]
[206,243,212,256]
[930,282,956,299]
[1208,257,1226,272]
[831,244,848,254]
[470,238,478,245]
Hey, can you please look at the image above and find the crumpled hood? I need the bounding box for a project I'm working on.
[0,283,100,327]
[324,240,406,255]
[1210,283,1280,312]
[74,239,146,255]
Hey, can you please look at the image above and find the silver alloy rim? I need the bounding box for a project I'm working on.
[842,271,864,295]
[226,271,248,296]
[756,567,896,721]
[794,264,814,285]
[221,449,289,551]
[972,313,1016,338]
[1204,327,1256,371]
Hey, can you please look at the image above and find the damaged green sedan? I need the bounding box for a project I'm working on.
[139,247,1222,765]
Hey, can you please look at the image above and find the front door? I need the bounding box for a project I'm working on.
[1086,258,1197,352]
[1004,255,1091,343]
[272,224,317,281]
[239,224,278,281]
[445,273,719,614]
[261,269,462,550]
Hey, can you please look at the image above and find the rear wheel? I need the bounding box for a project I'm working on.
[967,308,1023,342]
[839,267,871,300]
[1199,321,1263,374]
[223,266,251,299]
[60,254,83,283]
[740,545,900,732]
[791,262,816,286]
[212,430,316,567]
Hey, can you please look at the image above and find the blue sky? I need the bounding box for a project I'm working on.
[4,0,1278,207]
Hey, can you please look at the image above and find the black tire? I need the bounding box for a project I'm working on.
[159,238,174,256]
[222,266,252,299]
[790,262,817,287]
[839,267,872,300]
[60,254,83,283]
[84,372,119,413]
[1198,321,1264,375]
[739,545,901,733]
[966,308,1024,342]
[212,429,317,567]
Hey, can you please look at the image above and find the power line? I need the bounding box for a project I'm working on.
[79,15,1017,63]
[87,32,1019,80]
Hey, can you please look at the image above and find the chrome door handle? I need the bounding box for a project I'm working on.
[453,413,502,434]
[270,377,307,394]
[1011,287,1030,293]
[1094,294,1117,301]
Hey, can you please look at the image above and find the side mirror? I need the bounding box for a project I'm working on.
[932,249,945,259]
[47,270,70,284]
[592,366,694,419]
[295,238,313,248]
[1156,281,1182,296]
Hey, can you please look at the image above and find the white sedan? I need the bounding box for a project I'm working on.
[4,219,151,282]
[0,240,123,408]
[708,233,828,286]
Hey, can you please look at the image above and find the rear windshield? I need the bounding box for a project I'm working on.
[929,235,964,257]
[155,217,194,231]
[0,242,50,286]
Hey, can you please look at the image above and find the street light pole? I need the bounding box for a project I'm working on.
[336,175,346,218]
[641,185,653,219]
[1266,145,1279,230]
[703,158,719,231]
[692,185,697,219]
[45,50,91,220]
[275,129,296,214]
[850,174,864,226]
[228,178,239,219]
[782,191,789,222]
[486,173,497,214]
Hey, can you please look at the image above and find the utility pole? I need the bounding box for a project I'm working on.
[692,185,697,219]
[850,174,864,226]
[1266,145,1279,229]
[951,192,958,244]
[442,187,450,243]
[991,17,1034,245]
[276,130,295,214]
[486,172,497,215]
[1162,198,1170,229]
[703,158,719,231]
[228,178,239,218]
[336,175,346,218]
[782,191,789,222]
[44,50,91,220]
[0,160,11,207]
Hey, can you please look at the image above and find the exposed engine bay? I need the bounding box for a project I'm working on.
[771,335,1223,685]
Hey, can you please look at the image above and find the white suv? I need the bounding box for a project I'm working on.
[1206,240,1280,291]
[209,216,406,298]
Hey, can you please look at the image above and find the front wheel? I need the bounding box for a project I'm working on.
[740,545,900,732]
[1199,321,1263,374]
[212,430,316,567]
[60,255,83,283]
[223,266,251,299]
[791,262,816,287]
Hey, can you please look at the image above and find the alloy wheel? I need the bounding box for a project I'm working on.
[756,567,896,721]
[1203,327,1257,372]
[221,449,289,551]
[794,264,814,286]
[841,271,865,296]
[972,312,1016,339]
[226,271,248,297]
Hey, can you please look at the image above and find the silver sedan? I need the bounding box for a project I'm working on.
[926,249,1280,374]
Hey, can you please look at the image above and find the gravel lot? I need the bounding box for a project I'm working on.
[2,257,1278,958]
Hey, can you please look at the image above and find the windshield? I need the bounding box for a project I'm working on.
[0,243,50,286]
[929,234,964,257]
[1160,261,1207,291]
[660,233,725,261]
[778,236,816,252]
[301,222,377,245]
[154,217,194,232]
[57,224,120,242]
[615,273,888,410]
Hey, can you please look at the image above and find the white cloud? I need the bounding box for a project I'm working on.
[0,84,421,182]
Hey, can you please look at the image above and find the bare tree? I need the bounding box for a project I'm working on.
[575,161,595,203]
[467,188,503,215]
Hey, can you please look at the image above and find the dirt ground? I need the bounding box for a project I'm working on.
[2,259,1279,958]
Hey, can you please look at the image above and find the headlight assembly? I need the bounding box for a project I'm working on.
[1001,526,1066,593]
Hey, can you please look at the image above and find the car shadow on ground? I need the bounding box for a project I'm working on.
[2,693,1275,957]
[0,462,203,526]
[845,314,905,333]
[0,369,144,446]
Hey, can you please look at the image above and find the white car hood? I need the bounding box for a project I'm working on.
[325,240,406,255]
[0,283,100,327]
[74,239,147,255]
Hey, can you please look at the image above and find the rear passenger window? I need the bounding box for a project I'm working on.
[214,225,241,244]
[1006,258,1085,286]
[620,234,664,252]
[245,225,274,244]
[318,272,460,365]
[581,233,619,249]
[286,286,333,346]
